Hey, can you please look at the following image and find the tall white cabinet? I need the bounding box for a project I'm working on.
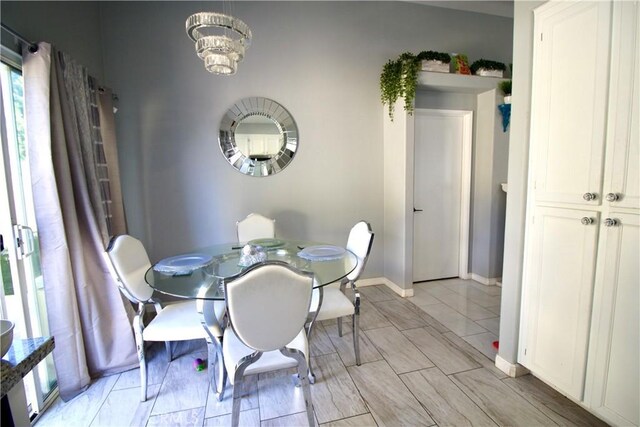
[520,1,639,426]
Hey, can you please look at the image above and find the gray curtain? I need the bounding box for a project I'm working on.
[23,42,137,401]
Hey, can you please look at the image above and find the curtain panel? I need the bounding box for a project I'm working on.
[22,42,136,401]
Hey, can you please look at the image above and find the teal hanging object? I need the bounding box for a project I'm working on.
[498,103,511,132]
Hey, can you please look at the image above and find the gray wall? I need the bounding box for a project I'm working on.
[1,1,104,81]
[1,1,513,282]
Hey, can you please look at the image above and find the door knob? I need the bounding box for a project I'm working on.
[581,217,594,225]
[606,193,619,202]
[604,218,618,227]
[413,207,423,212]
[583,192,597,201]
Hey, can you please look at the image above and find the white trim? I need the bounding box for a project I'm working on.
[471,273,500,286]
[495,354,530,377]
[458,111,473,279]
[414,109,473,281]
[355,277,414,298]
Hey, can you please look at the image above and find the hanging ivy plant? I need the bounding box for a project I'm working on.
[380,52,421,120]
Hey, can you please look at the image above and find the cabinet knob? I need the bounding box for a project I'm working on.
[583,192,597,201]
[605,193,620,202]
[604,218,618,227]
[581,217,594,225]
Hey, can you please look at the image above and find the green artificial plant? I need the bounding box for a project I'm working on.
[416,50,451,63]
[470,59,507,75]
[498,79,512,96]
[380,52,421,120]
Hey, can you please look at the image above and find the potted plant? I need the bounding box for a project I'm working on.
[417,50,451,73]
[452,54,471,75]
[470,59,507,77]
[380,52,421,119]
[498,79,512,103]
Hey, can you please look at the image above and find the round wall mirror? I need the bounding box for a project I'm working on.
[219,97,298,176]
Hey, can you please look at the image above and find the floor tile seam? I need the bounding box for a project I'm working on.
[450,368,559,426]
[427,295,495,323]
[394,368,439,426]
[342,359,378,423]
[401,365,496,427]
[498,376,561,419]
[87,375,123,427]
[147,351,175,418]
[388,328,440,368]
[439,332,505,372]
[404,300,453,335]
[445,367,507,427]
[499,377,607,426]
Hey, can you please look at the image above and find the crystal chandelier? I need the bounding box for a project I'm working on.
[186,12,252,75]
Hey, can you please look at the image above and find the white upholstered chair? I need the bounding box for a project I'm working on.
[105,235,227,401]
[236,213,276,242]
[222,261,315,427]
[307,221,374,368]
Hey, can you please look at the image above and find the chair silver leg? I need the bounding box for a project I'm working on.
[133,308,147,402]
[337,317,343,337]
[353,291,361,366]
[231,352,262,427]
[207,338,227,401]
[165,341,172,363]
[281,348,315,426]
[352,313,361,366]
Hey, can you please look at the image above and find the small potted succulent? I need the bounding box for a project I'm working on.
[417,50,451,73]
[470,59,507,78]
[498,79,512,104]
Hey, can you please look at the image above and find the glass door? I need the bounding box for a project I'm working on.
[1,50,57,418]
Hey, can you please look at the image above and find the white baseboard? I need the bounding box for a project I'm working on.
[471,273,500,286]
[495,354,530,377]
[356,277,414,297]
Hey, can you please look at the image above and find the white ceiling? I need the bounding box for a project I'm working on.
[407,0,514,18]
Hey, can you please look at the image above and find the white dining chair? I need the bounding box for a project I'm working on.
[236,213,276,242]
[222,261,315,427]
[307,221,374,368]
[105,235,227,402]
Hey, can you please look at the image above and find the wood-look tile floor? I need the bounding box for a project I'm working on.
[34,279,607,427]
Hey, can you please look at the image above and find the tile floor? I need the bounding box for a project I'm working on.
[34,278,607,426]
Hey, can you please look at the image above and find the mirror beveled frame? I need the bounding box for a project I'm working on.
[219,97,299,177]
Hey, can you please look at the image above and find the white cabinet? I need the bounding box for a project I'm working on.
[530,0,611,206]
[586,213,640,426]
[523,207,600,399]
[521,1,639,424]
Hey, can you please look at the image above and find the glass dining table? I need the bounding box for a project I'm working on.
[144,238,356,386]
[144,239,358,300]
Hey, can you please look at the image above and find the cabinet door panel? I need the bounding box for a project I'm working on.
[532,1,611,205]
[586,213,639,426]
[604,1,639,210]
[522,206,599,400]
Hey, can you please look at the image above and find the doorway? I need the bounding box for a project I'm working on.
[1,50,57,418]
[413,109,472,282]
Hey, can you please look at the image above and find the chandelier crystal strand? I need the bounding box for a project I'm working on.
[195,36,244,61]
[186,11,251,75]
[204,53,237,75]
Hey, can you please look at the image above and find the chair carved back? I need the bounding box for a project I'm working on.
[346,221,374,282]
[224,261,313,352]
[236,213,276,242]
[106,235,154,303]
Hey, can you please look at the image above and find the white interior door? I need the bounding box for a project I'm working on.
[413,109,472,282]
